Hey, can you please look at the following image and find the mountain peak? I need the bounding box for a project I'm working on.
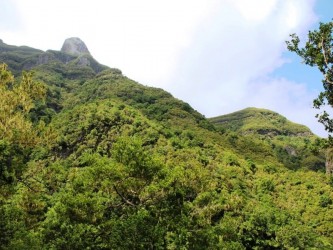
[61,37,90,56]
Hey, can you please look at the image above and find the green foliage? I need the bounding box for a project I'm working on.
[210,107,312,136]
[210,107,325,171]
[287,21,333,139]
[0,64,46,183]
[0,42,333,249]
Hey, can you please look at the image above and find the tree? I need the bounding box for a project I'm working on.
[0,63,46,182]
[286,20,333,174]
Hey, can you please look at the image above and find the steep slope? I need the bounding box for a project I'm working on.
[0,38,211,129]
[0,40,332,249]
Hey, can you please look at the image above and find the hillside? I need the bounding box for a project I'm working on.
[0,39,332,249]
[210,107,312,137]
[210,107,325,171]
[0,38,107,76]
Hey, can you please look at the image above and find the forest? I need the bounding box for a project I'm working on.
[0,22,333,249]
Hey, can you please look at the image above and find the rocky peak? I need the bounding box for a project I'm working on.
[61,37,90,56]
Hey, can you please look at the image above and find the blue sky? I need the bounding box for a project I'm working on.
[272,53,322,92]
[315,0,333,23]
[0,0,332,136]
[273,0,333,92]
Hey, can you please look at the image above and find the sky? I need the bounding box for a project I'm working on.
[1,0,332,137]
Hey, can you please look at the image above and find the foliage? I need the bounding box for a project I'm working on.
[210,107,325,171]
[287,21,333,139]
[0,63,46,183]
[0,40,333,249]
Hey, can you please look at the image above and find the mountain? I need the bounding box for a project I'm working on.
[0,38,107,76]
[210,107,313,137]
[210,107,325,171]
[0,39,332,249]
[61,37,91,56]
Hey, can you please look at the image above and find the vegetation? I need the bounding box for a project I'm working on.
[287,20,333,174]
[210,107,312,135]
[210,107,325,171]
[0,37,332,249]
[287,21,333,136]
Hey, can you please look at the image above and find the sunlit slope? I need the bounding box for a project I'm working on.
[210,107,325,171]
[210,107,312,136]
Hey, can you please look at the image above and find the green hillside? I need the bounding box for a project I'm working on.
[210,107,325,171]
[210,107,312,136]
[0,39,332,249]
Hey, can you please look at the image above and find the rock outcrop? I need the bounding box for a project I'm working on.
[61,37,90,56]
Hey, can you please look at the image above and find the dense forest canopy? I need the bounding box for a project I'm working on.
[0,32,332,249]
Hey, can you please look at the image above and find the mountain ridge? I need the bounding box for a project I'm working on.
[0,38,107,75]
[0,37,317,135]
[0,38,332,249]
[210,107,314,137]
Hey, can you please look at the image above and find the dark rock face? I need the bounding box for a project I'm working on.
[61,37,90,56]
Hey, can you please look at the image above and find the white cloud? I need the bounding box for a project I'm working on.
[5,0,217,85]
[162,0,322,135]
[226,0,278,22]
[1,0,326,136]
[0,0,21,31]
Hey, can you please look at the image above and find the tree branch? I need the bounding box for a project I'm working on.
[321,37,333,85]
[113,185,136,206]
